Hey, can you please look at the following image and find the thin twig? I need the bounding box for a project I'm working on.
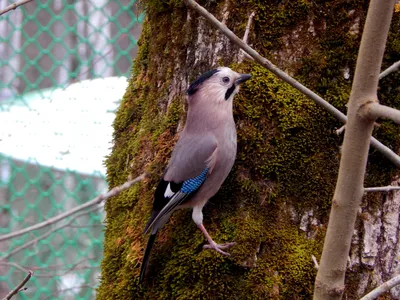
[0,0,33,16]
[184,0,345,120]
[311,255,319,270]
[360,274,400,300]
[370,138,400,166]
[67,224,104,228]
[0,173,148,243]
[379,60,400,80]
[41,284,96,300]
[0,205,102,261]
[38,257,95,271]
[0,261,98,278]
[238,11,255,63]
[242,12,255,45]
[2,270,33,300]
[68,34,128,86]
[364,185,400,192]
[183,0,400,167]
[335,125,346,135]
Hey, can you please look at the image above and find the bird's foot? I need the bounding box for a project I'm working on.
[203,241,235,256]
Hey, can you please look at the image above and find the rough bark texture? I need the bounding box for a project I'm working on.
[98,1,400,299]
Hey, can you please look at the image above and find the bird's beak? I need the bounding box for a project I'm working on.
[235,74,252,85]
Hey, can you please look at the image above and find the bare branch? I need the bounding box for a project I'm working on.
[311,255,319,270]
[0,0,33,16]
[370,138,400,166]
[360,274,400,300]
[183,0,400,167]
[220,1,229,25]
[67,34,128,87]
[184,0,345,122]
[0,262,30,274]
[314,0,396,298]
[364,102,400,124]
[238,11,255,63]
[2,270,33,300]
[0,205,102,261]
[242,11,255,44]
[0,173,148,243]
[41,284,96,300]
[364,185,400,192]
[67,224,104,229]
[379,60,400,80]
[335,125,346,135]
[0,260,98,278]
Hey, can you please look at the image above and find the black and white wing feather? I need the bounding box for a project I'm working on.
[140,133,217,283]
[143,168,209,234]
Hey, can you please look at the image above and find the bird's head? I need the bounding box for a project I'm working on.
[187,67,251,104]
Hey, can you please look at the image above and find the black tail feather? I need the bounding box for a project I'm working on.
[143,211,159,234]
[139,232,158,283]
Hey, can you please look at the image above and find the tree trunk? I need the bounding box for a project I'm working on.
[98,1,400,299]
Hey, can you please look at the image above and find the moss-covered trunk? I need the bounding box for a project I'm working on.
[97,1,400,298]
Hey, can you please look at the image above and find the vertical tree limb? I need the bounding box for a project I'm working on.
[313,0,396,299]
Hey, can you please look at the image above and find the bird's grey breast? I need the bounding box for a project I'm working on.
[226,123,237,148]
[215,120,237,173]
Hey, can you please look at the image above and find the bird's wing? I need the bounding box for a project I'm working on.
[143,134,218,234]
[165,133,218,181]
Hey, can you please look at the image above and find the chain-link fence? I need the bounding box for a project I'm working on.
[0,1,143,298]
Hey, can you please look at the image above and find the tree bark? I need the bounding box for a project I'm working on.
[98,1,400,299]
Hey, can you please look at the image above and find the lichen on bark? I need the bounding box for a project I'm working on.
[97,1,400,299]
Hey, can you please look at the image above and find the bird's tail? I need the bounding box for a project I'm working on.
[139,231,158,283]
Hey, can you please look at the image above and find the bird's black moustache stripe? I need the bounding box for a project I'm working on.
[225,84,236,100]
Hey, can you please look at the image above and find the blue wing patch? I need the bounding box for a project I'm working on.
[144,168,209,234]
[181,168,209,193]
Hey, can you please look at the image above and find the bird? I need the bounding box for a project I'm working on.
[139,67,251,282]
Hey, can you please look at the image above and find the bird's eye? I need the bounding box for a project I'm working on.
[222,77,230,83]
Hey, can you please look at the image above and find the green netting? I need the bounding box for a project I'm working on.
[0,1,143,298]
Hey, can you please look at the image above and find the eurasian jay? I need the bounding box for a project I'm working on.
[140,67,251,282]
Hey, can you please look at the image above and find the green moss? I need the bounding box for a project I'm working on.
[98,0,400,299]
[233,63,339,214]
[151,95,184,143]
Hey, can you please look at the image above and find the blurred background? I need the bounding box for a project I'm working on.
[0,0,143,298]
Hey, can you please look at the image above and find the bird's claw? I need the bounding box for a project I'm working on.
[203,242,235,256]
